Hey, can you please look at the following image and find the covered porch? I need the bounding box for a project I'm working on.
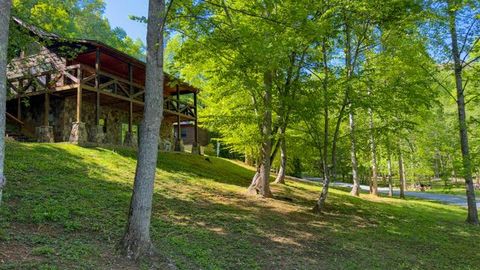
[6,42,200,152]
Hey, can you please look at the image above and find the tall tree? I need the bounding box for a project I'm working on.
[446,0,479,225]
[247,71,274,197]
[0,0,12,206]
[368,91,379,196]
[11,0,144,58]
[398,142,406,199]
[120,0,166,260]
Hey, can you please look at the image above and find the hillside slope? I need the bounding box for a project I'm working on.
[0,142,479,269]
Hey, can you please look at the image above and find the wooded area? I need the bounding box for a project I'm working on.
[0,0,480,268]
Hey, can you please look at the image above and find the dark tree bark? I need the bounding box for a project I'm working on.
[120,0,166,260]
[247,71,273,198]
[398,145,405,199]
[368,106,378,196]
[386,141,394,197]
[447,0,479,225]
[0,0,12,205]
[349,109,360,196]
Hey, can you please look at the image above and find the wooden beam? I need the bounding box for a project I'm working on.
[44,92,50,126]
[97,70,144,90]
[43,74,51,126]
[76,69,83,123]
[82,85,144,106]
[194,92,198,146]
[95,48,101,125]
[164,109,196,121]
[128,64,133,133]
[176,84,181,149]
[54,84,78,92]
[17,97,21,121]
[6,112,24,126]
[129,101,133,133]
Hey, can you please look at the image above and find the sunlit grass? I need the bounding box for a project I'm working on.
[0,142,479,269]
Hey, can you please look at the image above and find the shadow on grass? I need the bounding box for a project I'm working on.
[87,145,255,188]
[2,142,480,270]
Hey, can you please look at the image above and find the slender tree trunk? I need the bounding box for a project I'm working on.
[314,40,334,213]
[314,101,330,212]
[342,18,360,197]
[0,0,12,206]
[247,71,273,198]
[274,132,286,184]
[434,148,440,179]
[368,107,378,196]
[448,1,479,225]
[398,145,405,199]
[349,109,360,196]
[387,142,393,197]
[120,0,166,260]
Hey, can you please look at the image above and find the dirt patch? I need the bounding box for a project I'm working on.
[0,242,43,265]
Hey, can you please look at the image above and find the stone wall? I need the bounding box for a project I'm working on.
[62,97,143,145]
[7,94,178,149]
[58,97,176,148]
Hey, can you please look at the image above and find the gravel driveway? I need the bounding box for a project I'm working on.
[326,181,480,208]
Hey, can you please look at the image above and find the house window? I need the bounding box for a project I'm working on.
[181,128,187,139]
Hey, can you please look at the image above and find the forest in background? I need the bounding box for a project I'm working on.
[1,0,480,265]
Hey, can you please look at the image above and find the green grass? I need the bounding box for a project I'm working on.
[1,142,480,269]
[420,182,480,197]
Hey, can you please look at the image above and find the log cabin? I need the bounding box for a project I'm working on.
[6,18,201,153]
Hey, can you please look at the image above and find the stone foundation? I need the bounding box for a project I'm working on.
[174,139,184,152]
[124,131,138,147]
[159,138,172,151]
[36,126,54,143]
[8,95,179,151]
[69,122,87,144]
[89,125,105,144]
[191,144,201,155]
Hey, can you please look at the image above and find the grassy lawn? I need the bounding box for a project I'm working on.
[416,181,480,197]
[425,187,480,196]
[1,142,480,269]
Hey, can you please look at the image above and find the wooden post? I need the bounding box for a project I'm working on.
[44,93,50,126]
[175,85,181,151]
[194,91,198,147]
[44,74,51,126]
[95,48,101,125]
[76,68,83,123]
[17,97,21,121]
[128,64,133,133]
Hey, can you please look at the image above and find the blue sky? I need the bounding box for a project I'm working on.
[104,0,148,43]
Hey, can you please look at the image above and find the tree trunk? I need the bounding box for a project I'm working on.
[0,0,12,206]
[342,19,360,197]
[398,145,405,199]
[120,0,166,260]
[274,129,286,184]
[368,107,378,196]
[314,103,331,213]
[314,40,335,213]
[247,71,273,198]
[434,148,440,179]
[387,142,394,197]
[448,1,479,225]
[349,109,360,196]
